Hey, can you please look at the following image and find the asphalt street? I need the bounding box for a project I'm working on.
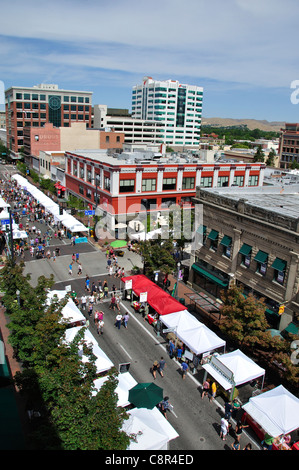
[18,215,262,452]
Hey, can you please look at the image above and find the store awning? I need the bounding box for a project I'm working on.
[192,264,228,287]
[220,235,232,247]
[254,250,268,264]
[271,258,287,272]
[207,229,219,241]
[284,322,298,335]
[239,243,252,256]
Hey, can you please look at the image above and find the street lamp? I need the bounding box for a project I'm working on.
[175,261,181,299]
[141,199,148,274]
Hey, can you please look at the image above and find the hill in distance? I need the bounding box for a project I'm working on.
[202,117,285,133]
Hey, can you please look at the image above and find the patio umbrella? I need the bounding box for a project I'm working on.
[128,382,163,409]
[110,240,127,248]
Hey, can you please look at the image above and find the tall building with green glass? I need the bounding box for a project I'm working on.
[131,76,203,148]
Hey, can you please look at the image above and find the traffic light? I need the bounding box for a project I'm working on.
[59,205,63,215]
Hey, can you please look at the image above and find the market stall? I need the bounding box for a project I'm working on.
[64,327,114,375]
[46,290,86,327]
[242,385,299,450]
[122,406,179,450]
[92,371,138,408]
[122,275,186,317]
[159,309,226,356]
[202,349,265,401]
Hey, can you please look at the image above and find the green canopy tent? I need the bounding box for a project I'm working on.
[110,240,127,248]
[128,382,163,409]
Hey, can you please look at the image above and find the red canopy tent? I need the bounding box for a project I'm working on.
[121,274,185,316]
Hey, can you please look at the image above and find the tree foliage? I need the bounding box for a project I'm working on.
[1,261,130,450]
[139,237,176,276]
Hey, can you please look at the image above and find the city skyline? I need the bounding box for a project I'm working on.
[1,0,299,122]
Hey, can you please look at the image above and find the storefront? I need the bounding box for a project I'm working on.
[191,262,229,298]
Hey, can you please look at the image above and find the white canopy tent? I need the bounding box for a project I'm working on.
[46,290,86,325]
[64,327,114,374]
[160,309,226,355]
[242,385,299,437]
[12,174,88,233]
[122,407,179,450]
[202,349,265,399]
[92,372,138,407]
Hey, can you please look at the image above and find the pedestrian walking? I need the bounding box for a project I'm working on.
[97,319,104,335]
[202,378,211,399]
[72,253,76,264]
[152,360,159,380]
[224,400,233,421]
[158,357,166,377]
[220,416,229,441]
[53,250,56,261]
[176,345,183,361]
[85,276,90,292]
[81,294,87,311]
[234,421,249,442]
[77,263,82,275]
[88,303,93,317]
[69,263,73,275]
[159,396,171,420]
[122,313,129,328]
[181,361,188,379]
[231,439,241,450]
[210,381,217,402]
[168,339,175,358]
[75,252,79,263]
[109,295,117,311]
[115,313,122,330]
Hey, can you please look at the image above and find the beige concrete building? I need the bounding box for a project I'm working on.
[190,185,299,334]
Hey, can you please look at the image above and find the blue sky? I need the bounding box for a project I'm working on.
[1,0,299,122]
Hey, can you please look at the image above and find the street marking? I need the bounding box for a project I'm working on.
[118,343,132,360]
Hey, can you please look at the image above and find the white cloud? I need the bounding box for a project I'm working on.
[0,0,298,92]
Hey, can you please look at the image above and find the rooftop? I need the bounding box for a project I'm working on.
[197,184,299,220]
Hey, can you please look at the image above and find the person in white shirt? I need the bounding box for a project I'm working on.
[81,295,87,311]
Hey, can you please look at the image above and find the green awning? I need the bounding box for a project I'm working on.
[192,263,228,287]
[220,235,232,247]
[271,258,287,272]
[208,229,219,241]
[284,322,298,335]
[254,250,268,264]
[239,243,252,256]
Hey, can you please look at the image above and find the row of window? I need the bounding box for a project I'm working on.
[15,93,90,103]
[70,172,259,192]
[202,228,287,285]
[15,103,90,112]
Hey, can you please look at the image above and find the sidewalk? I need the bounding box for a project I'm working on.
[0,307,26,449]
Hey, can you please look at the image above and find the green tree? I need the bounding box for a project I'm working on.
[219,285,270,350]
[253,145,265,162]
[139,237,176,276]
[266,148,276,166]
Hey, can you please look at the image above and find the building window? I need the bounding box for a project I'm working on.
[116,136,120,142]
[208,229,219,251]
[233,175,244,186]
[163,178,176,190]
[220,235,232,258]
[24,93,30,100]
[87,170,92,183]
[86,188,92,198]
[104,177,110,191]
[16,93,22,99]
[142,178,156,191]
[200,176,212,187]
[32,94,38,101]
[71,96,77,102]
[80,167,84,179]
[248,175,259,186]
[64,96,69,102]
[79,185,84,195]
[106,136,110,143]
[254,250,268,275]
[120,179,135,193]
[239,243,252,268]
[217,176,229,187]
[271,258,287,285]
[182,177,195,189]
